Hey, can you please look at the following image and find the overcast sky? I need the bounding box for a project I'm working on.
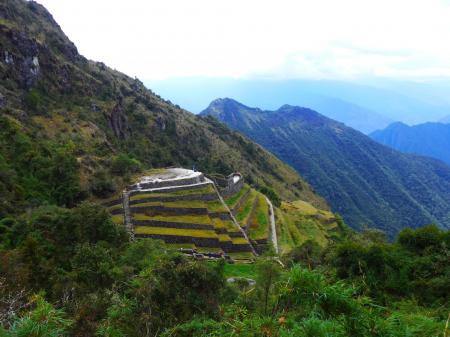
[37,0,450,81]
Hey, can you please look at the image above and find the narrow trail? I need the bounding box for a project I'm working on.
[265,196,278,254]
[122,190,134,240]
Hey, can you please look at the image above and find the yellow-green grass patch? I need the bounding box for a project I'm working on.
[134,226,218,238]
[129,184,215,201]
[132,213,213,225]
[235,189,257,224]
[166,243,196,249]
[108,203,123,211]
[248,195,270,240]
[111,214,124,225]
[218,234,232,242]
[231,237,250,245]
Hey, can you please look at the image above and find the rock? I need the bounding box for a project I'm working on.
[4,51,14,64]
[107,96,129,139]
[0,93,5,108]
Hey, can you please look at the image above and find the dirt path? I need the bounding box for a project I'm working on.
[265,196,278,254]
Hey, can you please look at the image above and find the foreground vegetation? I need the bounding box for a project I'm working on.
[0,203,448,336]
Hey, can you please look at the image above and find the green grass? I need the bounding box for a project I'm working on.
[132,213,213,225]
[248,195,270,240]
[223,263,257,278]
[130,199,226,213]
[225,184,250,208]
[275,201,336,254]
[134,226,218,238]
[130,184,215,201]
[235,189,257,224]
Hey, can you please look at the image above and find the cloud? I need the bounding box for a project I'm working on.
[37,0,450,81]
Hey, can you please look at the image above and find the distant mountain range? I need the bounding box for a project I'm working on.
[146,78,450,133]
[370,122,450,165]
[201,98,450,237]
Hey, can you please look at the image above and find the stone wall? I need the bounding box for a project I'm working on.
[129,173,205,190]
[221,173,244,198]
[129,181,211,197]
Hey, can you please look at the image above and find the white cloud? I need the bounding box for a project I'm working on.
[37,0,450,80]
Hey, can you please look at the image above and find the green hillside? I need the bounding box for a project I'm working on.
[0,0,327,221]
[370,122,450,165]
[201,98,450,237]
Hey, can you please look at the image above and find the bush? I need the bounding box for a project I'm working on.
[259,186,281,207]
[111,154,141,176]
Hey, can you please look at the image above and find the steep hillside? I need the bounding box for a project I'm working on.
[201,98,450,237]
[370,122,450,165]
[0,0,327,218]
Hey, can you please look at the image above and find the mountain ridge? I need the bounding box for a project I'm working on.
[370,121,450,165]
[201,98,450,237]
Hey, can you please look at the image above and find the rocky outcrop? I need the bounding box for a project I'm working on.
[107,96,129,139]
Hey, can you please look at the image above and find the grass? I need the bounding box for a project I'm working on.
[248,194,270,240]
[212,218,239,232]
[130,199,226,212]
[130,184,215,201]
[223,263,257,278]
[111,214,124,225]
[227,252,255,261]
[275,201,336,254]
[132,213,213,225]
[108,203,123,211]
[134,226,218,238]
[231,237,250,245]
[235,189,257,224]
[218,234,232,242]
[225,184,250,208]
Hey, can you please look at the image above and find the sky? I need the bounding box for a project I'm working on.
[37,0,450,81]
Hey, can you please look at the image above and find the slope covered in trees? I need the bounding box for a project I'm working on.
[201,98,450,236]
[370,122,450,165]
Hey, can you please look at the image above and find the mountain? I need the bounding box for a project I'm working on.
[201,98,450,237]
[0,0,327,218]
[370,122,450,165]
[146,77,450,132]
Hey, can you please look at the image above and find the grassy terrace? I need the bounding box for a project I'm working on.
[130,184,216,201]
[108,203,123,211]
[248,195,270,240]
[111,214,124,225]
[225,184,250,209]
[231,237,250,245]
[275,200,338,254]
[132,213,213,225]
[130,200,226,212]
[235,189,257,224]
[212,218,240,232]
[135,226,218,238]
[218,234,232,242]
